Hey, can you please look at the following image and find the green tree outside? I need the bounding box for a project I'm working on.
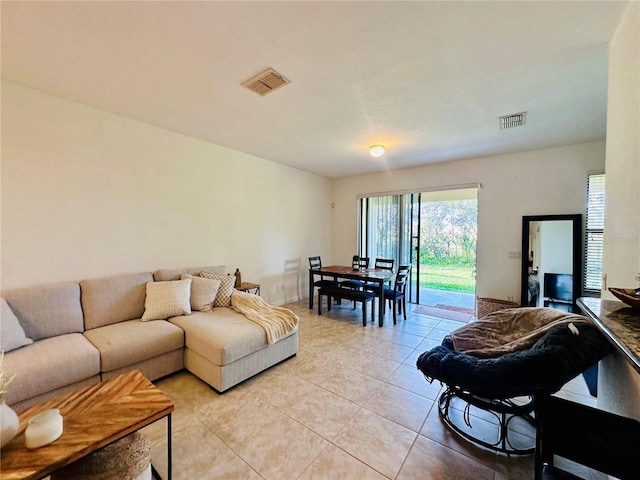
[417,200,476,293]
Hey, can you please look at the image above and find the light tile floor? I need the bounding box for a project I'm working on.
[143,300,598,480]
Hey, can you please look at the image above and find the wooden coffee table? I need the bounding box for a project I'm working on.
[0,370,174,480]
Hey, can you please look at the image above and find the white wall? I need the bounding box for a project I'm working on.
[598,0,640,419]
[602,0,640,295]
[332,141,605,302]
[1,81,333,304]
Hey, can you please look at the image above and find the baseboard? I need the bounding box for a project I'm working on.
[272,295,300,307]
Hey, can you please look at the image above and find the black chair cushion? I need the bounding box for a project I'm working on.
[314,279,338,288]
[416,322,610,399]
[363,284,390,293]
[340,279,365,289]
[382,287,402,299]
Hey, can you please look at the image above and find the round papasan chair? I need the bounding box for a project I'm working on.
[416,307,611,454]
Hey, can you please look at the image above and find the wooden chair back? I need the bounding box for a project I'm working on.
[374,258,395,272]
[353,257,370,268]
[309,256,322,270]
[394,265,411,293]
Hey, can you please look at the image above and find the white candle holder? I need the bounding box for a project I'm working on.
[25,408,63,449]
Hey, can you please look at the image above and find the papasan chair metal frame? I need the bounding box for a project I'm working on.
[437,384,537,454]
[417,307,611,455]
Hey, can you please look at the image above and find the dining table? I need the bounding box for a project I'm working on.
[308,264,395,327]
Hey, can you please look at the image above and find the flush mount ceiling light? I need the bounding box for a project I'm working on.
[369,144,385,157]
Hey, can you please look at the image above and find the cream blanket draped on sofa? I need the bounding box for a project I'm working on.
[231,290,299,344]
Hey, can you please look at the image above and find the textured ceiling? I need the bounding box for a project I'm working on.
[1,1,630,178]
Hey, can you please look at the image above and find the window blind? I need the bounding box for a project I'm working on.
[584,174,605,292]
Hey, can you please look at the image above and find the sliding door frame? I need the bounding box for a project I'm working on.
[358,183,480,306]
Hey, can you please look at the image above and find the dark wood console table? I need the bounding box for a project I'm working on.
[577,297,640,373]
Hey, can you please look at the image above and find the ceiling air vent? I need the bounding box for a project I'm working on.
[242,68,290,96]
[499,112,527,129]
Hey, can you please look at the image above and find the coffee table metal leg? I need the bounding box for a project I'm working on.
[167,413,172,480]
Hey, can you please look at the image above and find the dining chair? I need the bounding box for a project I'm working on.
[374,258,395,272]
[340,257,370,307]
[308,256,338,307]
[363,258,395,295]
[340,257,370,290]
[381,265,411,324]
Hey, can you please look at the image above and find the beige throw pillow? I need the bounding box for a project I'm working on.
[180,274,221,312]
[1,297,33,352]
[199,272,234,307]
[141,279,192,321]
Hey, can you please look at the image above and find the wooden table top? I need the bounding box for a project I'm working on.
[0,370,174,480]
[310,265,394,281]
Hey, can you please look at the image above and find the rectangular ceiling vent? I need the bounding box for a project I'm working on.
[242,68,290,96]
[499,111,527,129]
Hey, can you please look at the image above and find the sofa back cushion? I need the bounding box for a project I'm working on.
[2,282,84,341]
[1,297,34,351]
[153,265,226,282]
[81,272,153,330]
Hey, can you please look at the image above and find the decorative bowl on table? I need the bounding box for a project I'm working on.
[608,287,640,310]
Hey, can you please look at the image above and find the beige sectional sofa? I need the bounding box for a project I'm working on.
[2,265,298,412]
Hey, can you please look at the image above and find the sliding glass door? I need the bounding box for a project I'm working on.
[358,187,477,308]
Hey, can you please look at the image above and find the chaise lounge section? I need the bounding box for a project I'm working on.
[154,266,298,393]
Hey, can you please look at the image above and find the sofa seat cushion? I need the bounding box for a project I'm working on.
[170,310,270,366]
[4,333,100,405]
[84,319,184,373]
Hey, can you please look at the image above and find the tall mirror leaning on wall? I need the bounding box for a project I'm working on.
[521,214,582,313]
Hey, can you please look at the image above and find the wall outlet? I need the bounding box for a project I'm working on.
[507,295,514,302]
